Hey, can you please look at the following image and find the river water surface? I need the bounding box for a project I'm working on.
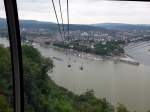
[1,38,150,112]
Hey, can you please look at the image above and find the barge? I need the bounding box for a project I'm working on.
[119,57,140,65]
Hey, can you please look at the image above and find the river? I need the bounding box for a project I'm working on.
[1,38,150,112]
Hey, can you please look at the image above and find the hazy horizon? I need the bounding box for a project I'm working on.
[1,17,150,25]
[1,0,150,24]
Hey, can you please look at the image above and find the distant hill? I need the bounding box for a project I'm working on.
[0,18,58,30]
[0,18,109,32]
[2,18,150,32]
[92,23,150,31]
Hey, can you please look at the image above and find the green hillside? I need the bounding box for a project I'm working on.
[0,45,129,112]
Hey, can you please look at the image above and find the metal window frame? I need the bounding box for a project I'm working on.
[4,0,24,112]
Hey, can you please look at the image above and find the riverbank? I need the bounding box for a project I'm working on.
[39,43,140,66]
[124,41,150,66]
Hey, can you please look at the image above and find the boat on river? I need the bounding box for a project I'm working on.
[52,56,63,61]
[119,57,140,65]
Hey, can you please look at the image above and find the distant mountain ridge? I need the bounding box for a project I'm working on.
[92,23,150,30]
[1,18,150,31]
[0,18,109,32]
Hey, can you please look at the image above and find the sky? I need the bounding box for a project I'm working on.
[0,0,150,24]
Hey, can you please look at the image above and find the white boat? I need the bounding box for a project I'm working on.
[119,57,140,65]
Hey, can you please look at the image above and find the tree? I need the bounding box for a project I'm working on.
[116,103,129,112]
[0,95,12,112]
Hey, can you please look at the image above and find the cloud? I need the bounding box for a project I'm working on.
[0,0,150,24]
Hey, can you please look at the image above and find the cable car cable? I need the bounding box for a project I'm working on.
[67,0,70,42]
[51,0,64,41]
[66,0,72,67]
[58,0,65,39]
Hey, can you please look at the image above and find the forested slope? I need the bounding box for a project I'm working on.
[0,45,128,112]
